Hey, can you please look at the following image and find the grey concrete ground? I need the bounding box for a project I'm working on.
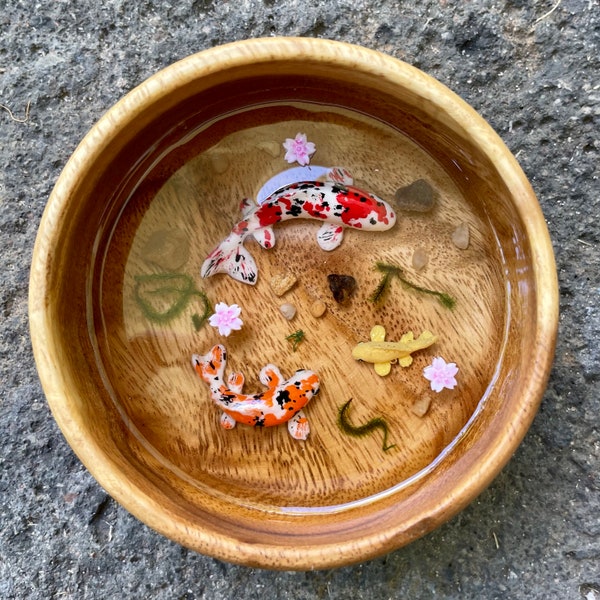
[1,1,599,598]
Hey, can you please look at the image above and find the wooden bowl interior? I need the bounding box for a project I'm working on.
[30,40,556,569]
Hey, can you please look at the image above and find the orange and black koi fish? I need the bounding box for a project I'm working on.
[192,344,320,440]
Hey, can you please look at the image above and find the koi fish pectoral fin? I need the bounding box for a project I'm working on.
[398,356,413,368]
[288,410,310,440]
[227,372,245,393]
[259,364,284,388]
[220,412,237,429]
[316,223,345,251]
[374,362,392,376]
[252,225,276,249]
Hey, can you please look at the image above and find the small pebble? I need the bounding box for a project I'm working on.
[394,179,436,212]
[327,274,357,304]
[411,395,432,417]
[412,246,429,271]
[452,222,470,249]
[270,272,297,296]
[279,303,296,320]
[309,300,327,318]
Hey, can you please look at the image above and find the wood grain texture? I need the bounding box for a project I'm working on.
[29,37,558,570]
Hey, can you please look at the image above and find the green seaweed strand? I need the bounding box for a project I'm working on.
[191,312,207,331]
[369,267,395,304]
[338,399,396,452]
[133,273,211,328]
[370,262,456,309]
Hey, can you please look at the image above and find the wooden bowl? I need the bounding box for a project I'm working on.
[29,38,558,570]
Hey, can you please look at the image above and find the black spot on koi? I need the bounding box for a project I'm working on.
[286,204,303,217]
[275,389,292,408]
[331,183,348,194]
[219,392,237,405]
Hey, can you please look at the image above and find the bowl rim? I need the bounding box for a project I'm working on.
[29,36,559,570]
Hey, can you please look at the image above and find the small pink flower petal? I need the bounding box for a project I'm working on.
[283,148,298,164]
[282,133,316,166]
[423,356,458,393]
[209,302,243,337]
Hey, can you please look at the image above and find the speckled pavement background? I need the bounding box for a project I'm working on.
[1,1,599,598]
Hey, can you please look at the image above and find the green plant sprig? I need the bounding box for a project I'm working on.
[285,329,305,352]
[369,262,456,309]
[338,399,396,452]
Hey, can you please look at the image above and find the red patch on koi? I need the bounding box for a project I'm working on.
[336,188,391,226]
[232,219,249,235]
[256,202,284,227]
[303,201,329,219]
[376,205,391,224]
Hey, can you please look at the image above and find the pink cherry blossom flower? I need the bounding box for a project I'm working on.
[423,356,459,392]
[208,302,243,336]
[282,133,316,166]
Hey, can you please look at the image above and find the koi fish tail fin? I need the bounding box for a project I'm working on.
[200,233,258,285]
[192,344,228,385]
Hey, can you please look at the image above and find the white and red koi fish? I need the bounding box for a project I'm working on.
[200,172,396,284]
[191,344,320,440]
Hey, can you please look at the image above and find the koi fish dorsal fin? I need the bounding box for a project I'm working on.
[326,167,354,186]
[317,223,345,251]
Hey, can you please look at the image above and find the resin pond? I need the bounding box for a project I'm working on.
[30,38,558,570]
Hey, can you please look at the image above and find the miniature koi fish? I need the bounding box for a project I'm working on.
[352,329,437,370]
[201,173,396,284]
[191,344,320,440]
